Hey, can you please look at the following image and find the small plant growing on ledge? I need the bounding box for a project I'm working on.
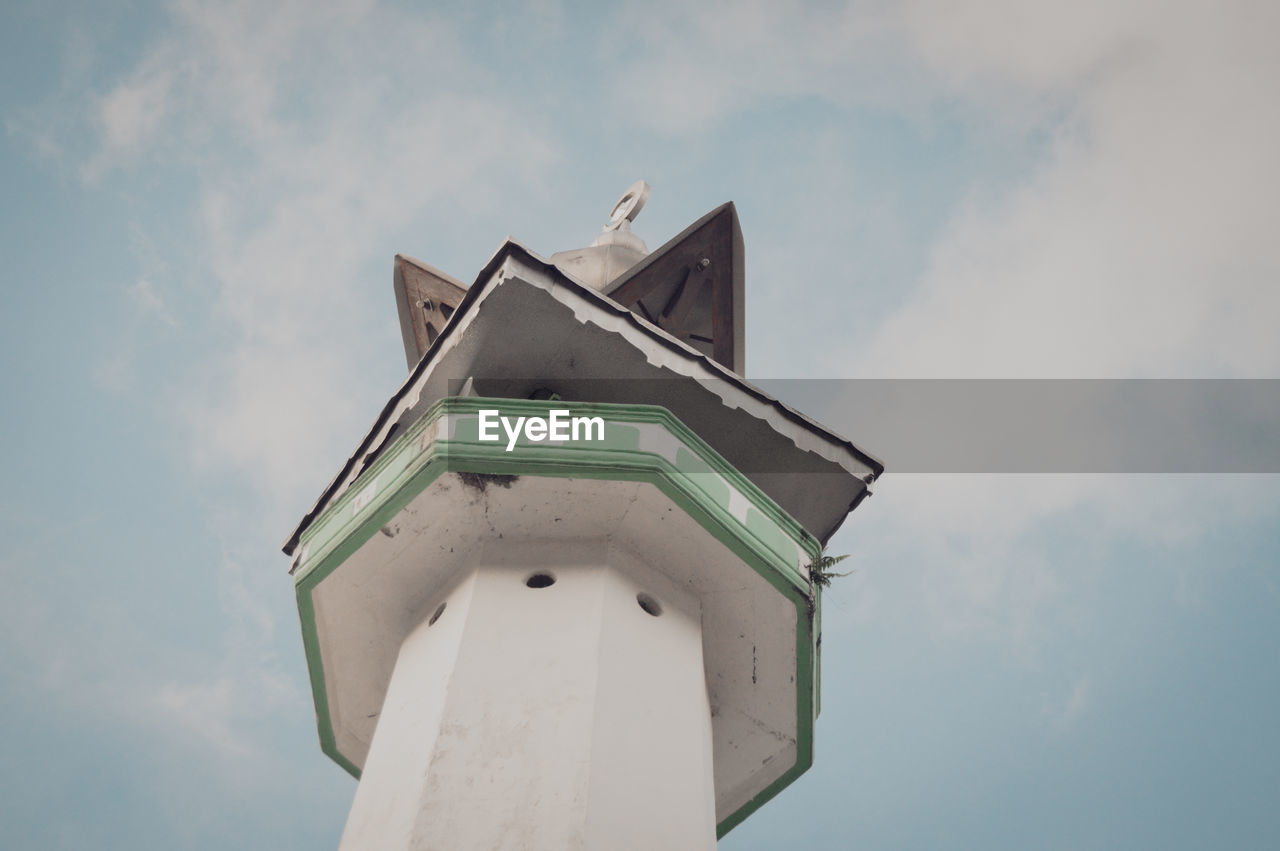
[808,548,853,588]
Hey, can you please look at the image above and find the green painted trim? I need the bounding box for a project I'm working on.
[815,585,823,718]
[716,588,816,840]
[292,397,823,834]
[295,457,454,781]
[296,396,821,569]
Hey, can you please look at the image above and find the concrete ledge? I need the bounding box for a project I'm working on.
[294,397,824,837]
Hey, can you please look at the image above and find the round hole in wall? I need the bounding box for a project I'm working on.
[526,572,556,589]
[637,592,663,617]
[428,602,446,626]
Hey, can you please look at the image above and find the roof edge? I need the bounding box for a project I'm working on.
[283,230,884,556]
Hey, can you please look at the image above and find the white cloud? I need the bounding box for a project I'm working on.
[1043,674,1092,732]
[838,471,1280,657]
[598,1,1279,381]
[127,278,179,327]
[854,1,1280,378]
[677,2,1280,649]
[20,6,567,799]
[824,2,1280,655]
[73,0,560,510]
[899,0,1156,92]
[92,351,134,393]
[606,0,910,135]
[99,71,171,150]
[0,528,307,786]
[81,69,173,182]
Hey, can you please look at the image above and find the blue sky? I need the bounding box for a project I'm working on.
[2,1,1278,848]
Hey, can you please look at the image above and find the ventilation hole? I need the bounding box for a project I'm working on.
[440,303,455,320]
[526,572,556,589]
[428,602,446,626]
[637,593,663,617]
[425,322,439,345]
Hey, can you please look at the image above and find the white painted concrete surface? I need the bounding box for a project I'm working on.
[339,547,716,850]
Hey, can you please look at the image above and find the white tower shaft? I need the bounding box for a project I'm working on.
[338,550,717,850]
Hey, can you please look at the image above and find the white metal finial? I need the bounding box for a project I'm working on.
[604,180,650,231]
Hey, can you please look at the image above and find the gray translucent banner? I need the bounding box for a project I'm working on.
[755,379,1280,473]
[446,379,1280,473]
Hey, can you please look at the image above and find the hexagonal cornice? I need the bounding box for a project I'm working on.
[293,397,824,837]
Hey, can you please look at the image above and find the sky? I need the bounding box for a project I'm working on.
[2,0,1278,848]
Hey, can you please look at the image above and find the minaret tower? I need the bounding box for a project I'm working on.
[283,184,881,848]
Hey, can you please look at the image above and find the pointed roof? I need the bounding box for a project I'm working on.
[284,237,881,558]
[604,201,745,373]
[392,254,468,370]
